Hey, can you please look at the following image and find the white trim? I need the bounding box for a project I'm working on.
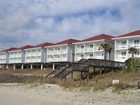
[73,39,113,45]
[112,35,140,40]
[24,47,41,51]
[8,50,22,52]
[73,39,106,44]
[45,44,68,48]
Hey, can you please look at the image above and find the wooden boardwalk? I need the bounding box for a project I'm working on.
[46,59,125,80]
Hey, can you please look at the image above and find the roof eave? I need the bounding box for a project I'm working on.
[112,35,140,40]
[45,44,68,48]
[73,39,110,44]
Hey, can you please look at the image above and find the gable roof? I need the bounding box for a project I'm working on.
[7,45,34,51]
[20,45,34,49]
[118,30,140,38]
[0,47,18,52]
[35,42,53,47]
[52,39,80,46]
[74,34,114,43]
[83,34,114,41]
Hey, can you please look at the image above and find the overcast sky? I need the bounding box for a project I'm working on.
[0,0,140,49]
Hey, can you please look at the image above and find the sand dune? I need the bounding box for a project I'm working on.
[0,83,140,105]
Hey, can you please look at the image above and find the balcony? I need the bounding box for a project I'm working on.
[129,44,140,48]
[84,48,94,52]
[75,49,85,53]
[116,45,128,50]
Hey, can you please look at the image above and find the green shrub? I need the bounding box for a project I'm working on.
[125,57,140,71]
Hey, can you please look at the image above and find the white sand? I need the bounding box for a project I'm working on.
[0,83,140,105]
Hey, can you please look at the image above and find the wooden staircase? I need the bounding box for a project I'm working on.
[46,59,88,79]
[46,59,125,79]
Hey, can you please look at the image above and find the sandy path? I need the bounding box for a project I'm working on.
[0,83,140,105]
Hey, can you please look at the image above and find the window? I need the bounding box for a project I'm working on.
[90,54,93,57]
[121,52,126,56]
[90,44,93,48]
[122,41,126,45]
[134,40,139,44]
[57,48,60,50]
[81,45,84,49]
[81,54,84,57]
[102,53,104,56]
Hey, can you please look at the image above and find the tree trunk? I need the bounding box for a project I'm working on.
[132,53,135,71]
[109,51,111,60]
[104,51,107,60]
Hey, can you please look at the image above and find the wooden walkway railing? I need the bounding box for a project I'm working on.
[46,59,125,79]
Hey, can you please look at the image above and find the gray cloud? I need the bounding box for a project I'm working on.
[0,0,140,50]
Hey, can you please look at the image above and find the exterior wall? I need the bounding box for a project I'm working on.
[25,48,42,63]
[74,41,114,61]
[9,51,22,64]
[0,52,7,64]
[41,48,46,63]
[114,37,140,62]
[67,45,75,62]
[46,45,69,62]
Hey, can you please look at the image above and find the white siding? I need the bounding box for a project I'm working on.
[25,48,42,63]
[74,41,113,61]
[9,51,22,63]
[46,45,73,62]
[0,52,7,64]
[114,37,140,62]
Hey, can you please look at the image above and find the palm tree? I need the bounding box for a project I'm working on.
[98,42,112,60]
[128,47,138,60]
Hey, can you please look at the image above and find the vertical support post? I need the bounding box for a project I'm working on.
[21,64,24,70]
[30,64,33,69]
[87,68,90,82]
[138,81,140,89]
[41,64,43,70]
[80,71,82,85]
[6,65,9,69]
[71,71,73,80]
[13,64,16,70]
[100,68,102,75]
[53,63,55,70]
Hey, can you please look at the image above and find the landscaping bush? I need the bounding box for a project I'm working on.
[125,57,140,71]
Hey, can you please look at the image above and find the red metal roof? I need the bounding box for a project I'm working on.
[35,42,53,47]
[0,47,18,52]
[6,45,34,51]
[20,45,34,49]
[118,29,140,38]
[77,34,114,43]
[52,39,80,46]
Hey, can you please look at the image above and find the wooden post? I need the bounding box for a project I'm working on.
[21,64,24,70]
[41,64,43,70]
[100,68,102,75]
[87,68,90,82]
[53,63,55,70]
[30,64,33,69]
[71,71,73,80]
[80,71,82,85]
[6,65,9,69]
[13,64,16,70]
[138,81,140,89]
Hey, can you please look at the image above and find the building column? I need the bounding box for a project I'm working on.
[21,64,24,70]
[53,63,55,70]
[13,64,16,70]
[6,65,9,69]
[30,64,33,69]
[41,64,43,70]
[126,39,129,60]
